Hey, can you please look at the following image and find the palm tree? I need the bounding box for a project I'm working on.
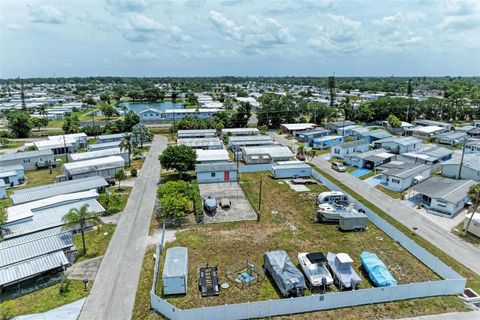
[62,204,101,256]
[328,75,336,107]
[296,144,306,160]
[464,184,480,236]
[119,133,138,166]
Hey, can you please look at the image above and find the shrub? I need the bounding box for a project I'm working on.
[98,193,123,215]
[130,168,138,177]
[157,180,191,199]
[158,194,189,218]
[191,180,204,223]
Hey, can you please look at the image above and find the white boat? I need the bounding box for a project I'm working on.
[298,252,333,288]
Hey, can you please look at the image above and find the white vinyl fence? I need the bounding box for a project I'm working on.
[150,168,466,320]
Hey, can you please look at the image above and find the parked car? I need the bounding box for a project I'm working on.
[203,195,217,214]
[264,250,306,297]
[331,162,347,172]
[298,252,333,290]
[327,252,361,290]
[220,198,231,209]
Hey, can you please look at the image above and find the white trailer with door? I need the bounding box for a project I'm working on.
[162,247,188,295]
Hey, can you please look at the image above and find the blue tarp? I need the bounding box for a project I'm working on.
[360,251,397,287]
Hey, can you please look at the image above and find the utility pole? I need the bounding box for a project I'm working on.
[63,132,69,163]
[457,140,468,179]
[20,79,26,111]
[257,177,263,222]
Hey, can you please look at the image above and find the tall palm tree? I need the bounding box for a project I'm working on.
[62,204,101,256]
[119,133,138,166]
[464,184,480,236]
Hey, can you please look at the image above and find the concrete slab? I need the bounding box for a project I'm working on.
[284,180,310,192]
[67,256,103,281]
[199,182,257,223]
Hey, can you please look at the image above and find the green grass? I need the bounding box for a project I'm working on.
[376,184,404,199]
[20,165,64,189]
[0,280,91,319]
[148,172,464,319]
[310,163,480,293]
[0,141,23,150]
[359,171,377,180]
[452,222,480,246]
[73,224,116,263]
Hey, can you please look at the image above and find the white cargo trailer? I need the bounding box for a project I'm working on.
[162,247,188,295]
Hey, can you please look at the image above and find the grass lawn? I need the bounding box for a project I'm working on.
[73,224,116,263]
[310,164,480,293]
[146,172,466,318]
[452,222,480,246]
[0,141,23,150]
[20,165,64,189]
[376,185,404,199]
[0,279,91,319]
[132,246,162,320]
[314,149,330,155]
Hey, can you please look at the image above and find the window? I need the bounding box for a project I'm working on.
[392,178,400,184]
[334,149,340,154]
[23,159,30,163]
[211,172,216,177]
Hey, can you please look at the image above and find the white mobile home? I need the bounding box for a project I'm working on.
[344,149,395,169]
[228,135,274,151]
[404,126,446,139]
[68,148,129,163]
[0,150,55,170]
[412,177,475,217]
[177,138,223,150]
[241,146,294,164]
[61,156,125,181]
[331,140,369,160]
[379,162,431,192]
[311,135,344,149]
[196,149,230,164]
[464,213,480,238]
[442,154,480,181]
[221,128,260,139]
[272,163,312,179]
[280,123,316,134]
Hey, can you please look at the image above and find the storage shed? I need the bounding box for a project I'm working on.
[272,163,312,179]
[162,247,188,295]
[195,162,238,183]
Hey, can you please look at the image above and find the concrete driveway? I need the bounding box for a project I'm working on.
[199,182,257,223]
[78,136,167,320]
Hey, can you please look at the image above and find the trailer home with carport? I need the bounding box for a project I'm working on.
[195,162,238,183]
[0,150,55,170]
[437,131,466,146]
[331,140,369,160]
[373,136,421,155]
[241,146,294,164]
[379,162,431,192]
[68,148,129,163]
[60,156,125,181]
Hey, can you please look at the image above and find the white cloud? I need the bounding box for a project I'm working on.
[371,12,425,50]
[120,14,163,42]
[265,0,335,14]
[104,0,149,13]
[208,11,243,41]
[170,26,193,42]
[6,23,23,31]
[28,4,64,24]
[124,49,157,60]
[244,16,294,47]
[308,14,361,53]
[440,0,476,16]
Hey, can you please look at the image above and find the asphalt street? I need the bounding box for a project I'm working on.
[78,135,167,320]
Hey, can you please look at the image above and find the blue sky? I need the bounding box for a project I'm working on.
[1,0,479,78]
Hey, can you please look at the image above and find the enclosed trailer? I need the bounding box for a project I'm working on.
[271,163,312,179]
[162,247,188,295]
[264,250,306,297]
[339,210,368,231]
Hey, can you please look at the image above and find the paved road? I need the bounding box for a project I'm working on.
[268,131,480,276]
[78,136,167,320]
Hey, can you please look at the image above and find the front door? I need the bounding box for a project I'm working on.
[224,171,230,181]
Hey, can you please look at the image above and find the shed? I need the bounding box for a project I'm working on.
[162,247,188,295]
[195,162,238,183]
[272,163,312,179]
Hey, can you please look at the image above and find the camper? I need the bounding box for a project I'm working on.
[162,247,188,295]
[264,250,306,297]
[298,252,333,290]
[326,252,361,290]
[317,191,348,205]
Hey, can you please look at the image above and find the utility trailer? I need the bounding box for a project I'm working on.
[198,264,221,297]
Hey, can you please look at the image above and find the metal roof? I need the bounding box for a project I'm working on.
[329,120,356,128]
[3,199,104,238]
[272,163,311,170]
[281,123,316,131]
[68,148,127,162]
[63,156,125,175]
[314,135,343,142]
[97,133,130,140]
[230,140,274,147]
[0,227,63,249]
[177,138,223,148]
[412,177,475,204]
[241,146,294,158]
[0,250,69,287]
[367,129,392,139]
[177,129,216,138]
[0,150,53,162]
[196,149,229,162]
[402,147,453,162]
[380,163,430,178]
[0,164,24,173]
[195,162,238,173]
[443,154,480,171]
[0,231,72,268]
[88,141,122,150]
[336,140,368,149]
[163,247,188,278]
[222,128,259,134]
[11,176,108,205]
[228,135,272,143]
[376,136,421,146]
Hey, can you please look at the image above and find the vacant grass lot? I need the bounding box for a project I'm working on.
[146,172,466,319]
[20,165,63,188]
[73,224,116,263]
[0,279,91,319]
